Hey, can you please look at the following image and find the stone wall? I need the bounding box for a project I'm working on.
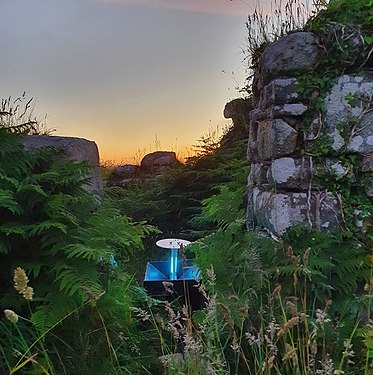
[22,135,103,193]
[246,32,372,235]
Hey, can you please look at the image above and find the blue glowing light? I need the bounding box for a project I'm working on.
[144,260,200,282]
[144,238,200,283]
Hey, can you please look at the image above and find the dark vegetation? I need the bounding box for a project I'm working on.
[0,0,372,374]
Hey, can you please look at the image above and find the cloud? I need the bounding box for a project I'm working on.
[96,0,253,16]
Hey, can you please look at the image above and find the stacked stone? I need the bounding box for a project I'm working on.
[246,32,373,235]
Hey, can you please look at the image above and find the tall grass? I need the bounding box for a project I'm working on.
[0,93,53,135]
[130,250,371,374]
[242,0,327,93]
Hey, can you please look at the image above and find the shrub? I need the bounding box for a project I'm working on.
[0,130,156,374]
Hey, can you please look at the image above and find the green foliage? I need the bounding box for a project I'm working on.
[307,0,373,36]
[106,138,248,240]
[191,214,371,373]
[2,1,372,366]
[0,131,156,374]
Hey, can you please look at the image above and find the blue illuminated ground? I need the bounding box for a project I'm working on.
[144,260,200,281]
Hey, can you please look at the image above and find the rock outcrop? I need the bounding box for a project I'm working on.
[22,135,103,193]
[140,151,180,170]
[223,98,251,147]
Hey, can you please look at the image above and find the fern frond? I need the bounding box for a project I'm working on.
[31,291,77,331]
[65,244,111,263]
[18,261,42,278]
[53,262,102,299]
[0,175,19,189]
[16,182,48,198]
[0,239,11,254]
[0,190,21,215]
[0,223,27,238]
[28,220,68,236]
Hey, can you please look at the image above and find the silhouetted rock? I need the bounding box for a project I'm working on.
[140,151,180,170]
[116,164,139,176]
[222,98,251,147]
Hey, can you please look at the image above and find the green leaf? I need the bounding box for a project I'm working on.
[29,220,68,236]
[0,190,21,215]
[364,36,373,45]
[65,244,110,263]
[0,223,27,238]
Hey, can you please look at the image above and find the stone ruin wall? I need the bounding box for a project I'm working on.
[227,31,372,236]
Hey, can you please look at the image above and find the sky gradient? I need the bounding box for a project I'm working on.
[1,0,254,162]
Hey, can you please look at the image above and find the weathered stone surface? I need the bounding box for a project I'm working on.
[304,116,322,141]
[246,37,370,236]
[324,74,373,152]
[249,163,269,186]
[116,164,139,175]
[314,192,343,231]
[250,109,266,123]
[106,164,140,187]
[360,153,373,172]
[260,78,299,109]
[348,114,373,153]
[257,119,298,161]
[267,157,349,189]
[268,103,308,118]
[251,188,309,234]
[22,135,103,192]
[323,159,348,179]
[250,188,343,235]
[252,70,264,105]
[259,32,319,82]
[141,151,179,170]
[267,157,312,189]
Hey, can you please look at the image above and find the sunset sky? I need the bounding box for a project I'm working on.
[1,0,271,162]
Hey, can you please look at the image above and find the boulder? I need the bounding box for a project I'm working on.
[257,119,298,161]
[116,164,139,176]
[259,32,319,83]
[268,103,308,118]
[267,157,312,190]
[251,188,309,234]
[260,78,300,109]
[248,162,270,187]
[107,164,140,186]
[250,188,343,235]
[223,98,251,121]
[140,151,180,170]
[222,98,251,146]
[22,135,103,193]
